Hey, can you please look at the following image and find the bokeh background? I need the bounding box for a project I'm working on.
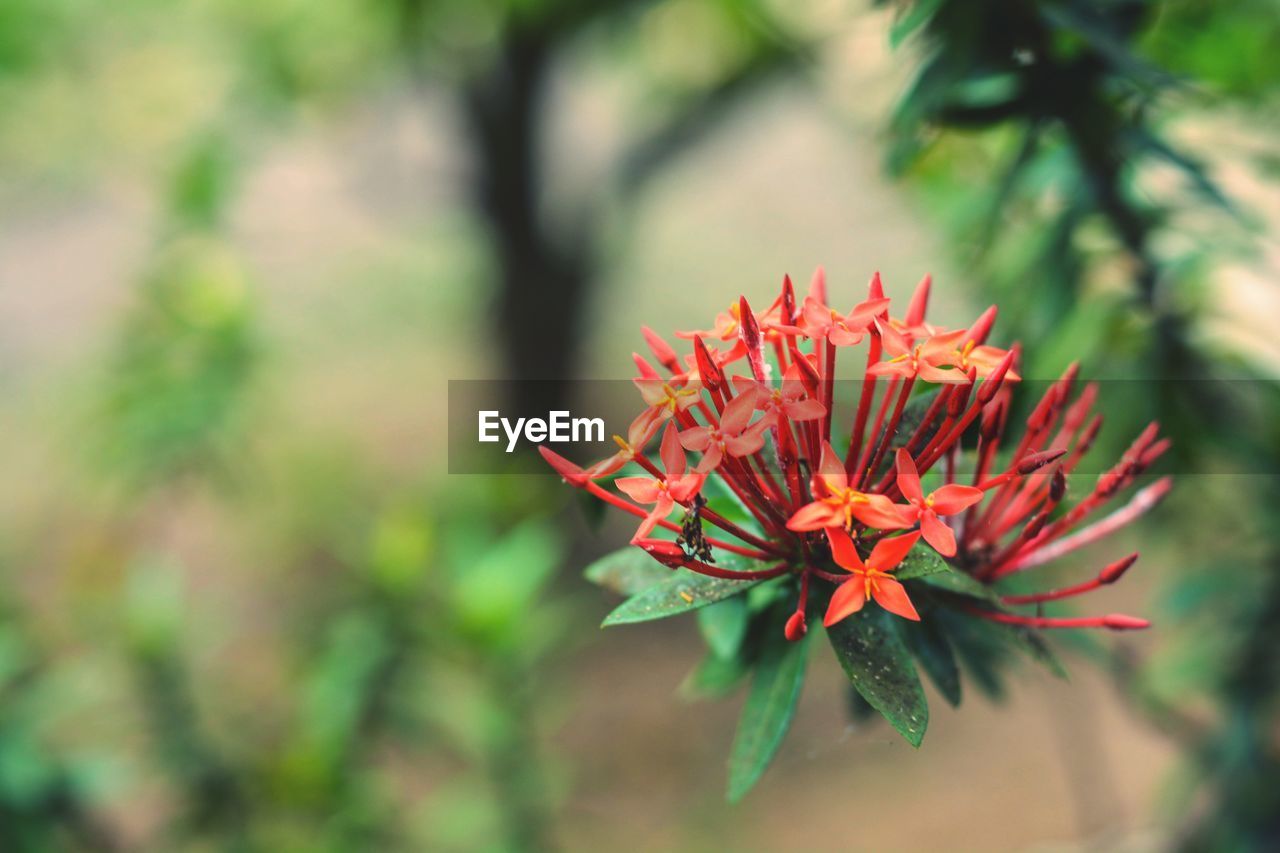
[1,0,1278,849]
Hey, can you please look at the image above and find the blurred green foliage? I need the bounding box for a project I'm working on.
[0,0,1274,847]
[883,0,1280,846]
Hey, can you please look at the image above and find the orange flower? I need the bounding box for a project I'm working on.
[678,392,767,473]
[584,411,662,479]
[787,443,915,532]
[823,528,922,624]
[615,422,706,541]
[895,448,985,557]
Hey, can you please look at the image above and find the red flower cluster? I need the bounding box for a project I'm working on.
[542,270,1170,639]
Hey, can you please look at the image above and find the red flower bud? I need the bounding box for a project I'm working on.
[539,446,588,486]
[1103,614,1150,631]
[905,273,932,326]
[977,350,1016,405]
[635,539,685,567]
[966,305,998,345]
[782,274,798,323]
[642,326,681,373]
[784,610,808,642]
[693,335,723,392]
[1049,469,1067,502]
[1099,553,1139,584]
[1017,448,1066,474]
[867,269,884,300]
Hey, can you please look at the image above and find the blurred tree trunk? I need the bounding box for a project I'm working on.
[463,25,591,418]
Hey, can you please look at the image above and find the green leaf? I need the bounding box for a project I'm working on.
[726,627,808,802]
[894,544,951,581]
[680,651,748,700]
[583,547,670,597]
[889,0,944,48]
[916,565,999,601]
[903,618,962,707]
[698,596,750,660]
[999,624,1069,680]
[602,565,762,627]
[826,609,929,747]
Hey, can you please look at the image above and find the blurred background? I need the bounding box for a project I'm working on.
[0,0,1278,849]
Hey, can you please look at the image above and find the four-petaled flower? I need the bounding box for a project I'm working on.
[868,321,961,382]
[925,329,1019,380]
[586,411,662,479]
[679,393,768,473]
[824,528,922,624]
[732,364,826,426]
[785,295,890,346]
[615,422,706,541]
[894,449,984,557]
[788,443,915,531]
[634,378,700,421]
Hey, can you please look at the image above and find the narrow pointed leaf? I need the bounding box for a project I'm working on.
[726,630,808,802]
[916,564,999,601]
[904,618,962,707]
[698,596,750,660]
[602,559,763,627]
[1000,624,1069,680]
[894,544,951,581]
[827,609,929,746]
[583,547,671,596]
[680,651,748,700]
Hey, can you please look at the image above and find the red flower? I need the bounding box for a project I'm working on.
[895,448,984,557]
[783,294,890,346]
[824,528,922,624]
[615,422,705,541]
[634,379,700,422]
[788,442,914,532]
[867,322,957,382]
[585,411,662,479]
[678,393,768,473]
[731,363,825,426]
[541,270,1165,641]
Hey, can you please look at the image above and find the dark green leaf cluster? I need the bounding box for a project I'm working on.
[584,542,1068,800]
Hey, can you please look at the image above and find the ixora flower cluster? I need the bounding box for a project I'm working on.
[541,270,1171,801]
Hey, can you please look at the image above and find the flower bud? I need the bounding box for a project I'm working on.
[1016,448,1066,474]
[906,273,932,326]
[1099,553,1139,584]
[642,326,680,373]
[784,610,808,642]
[781,274,797,323]
[538,446,589,486]
[1103,614,1150,631]
[693,335,723,392]
[635,539,685,567]
[1049,469,1067,502]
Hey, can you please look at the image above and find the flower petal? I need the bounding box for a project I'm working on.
[693,443,724,474]
[849,496,916,530]
[615,476,661,504]
[928,484,985,515]
[895,448,924,503]
[784,399,826,421]
[823,579,868,627]
[871,577,920,621]
[678,426,713,451]
[668,473,705,502]
[920,511,957,557]
[659,422,685,476]
[720,392,757,435]
[868,530,922,572]
[825,527,866,573]
[724,427,765,458]
[786,501,841,532]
